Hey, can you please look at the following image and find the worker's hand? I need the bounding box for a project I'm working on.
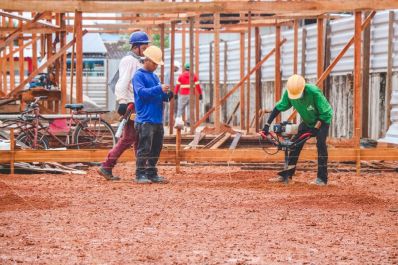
[199,94,203,101]
[161,84,170,93]
[167,91,174,101]
[174,94,178,100]
[262,123,270,135]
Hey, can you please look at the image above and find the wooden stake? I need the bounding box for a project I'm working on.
[176,128,181,173]
[10,128,15,175]
[9,41,15,92]
[60,13,67,113]
[354,11,362,176]
[275,23,281,123]
[18,13,24,83]
[246,12,252,133]
[214,12,221,130]
[75,11,83,103]
[195,13,200,122]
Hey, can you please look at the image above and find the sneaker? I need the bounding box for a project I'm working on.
[98,167,120,181]
[135,175,152,184]
[269,176,291,184]
[310,178,327,186]
[148,175,169,184]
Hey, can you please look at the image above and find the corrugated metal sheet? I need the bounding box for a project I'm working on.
[164,10,398,82]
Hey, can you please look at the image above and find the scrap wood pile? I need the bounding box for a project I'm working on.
[0,162,88,174]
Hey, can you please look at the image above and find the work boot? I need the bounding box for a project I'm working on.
[268,176,291,184]
[98,167,120,181]
[135,175,152,184]
[310,178,327,186]
[148,175,169,184]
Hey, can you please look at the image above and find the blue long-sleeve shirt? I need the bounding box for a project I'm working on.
[132,68,171,124]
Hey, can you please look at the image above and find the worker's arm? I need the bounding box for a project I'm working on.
[314,90,333,125]
[132,72,163,100]
[174,76,182,94]
[194,75,202,95]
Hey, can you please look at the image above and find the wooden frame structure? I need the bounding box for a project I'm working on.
[1,1,398,174]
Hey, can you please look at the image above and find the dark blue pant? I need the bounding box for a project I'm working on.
[278,122,329,183]
[135,123,164,177]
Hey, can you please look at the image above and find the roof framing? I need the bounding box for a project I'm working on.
[1,0,397,14]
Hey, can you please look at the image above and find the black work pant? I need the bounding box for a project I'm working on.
[278,122,329,183]
[135,123,164,177]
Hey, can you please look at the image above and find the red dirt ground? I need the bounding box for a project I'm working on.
[0,163,397,264]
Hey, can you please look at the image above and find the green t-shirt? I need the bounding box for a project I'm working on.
[275,84,333,127]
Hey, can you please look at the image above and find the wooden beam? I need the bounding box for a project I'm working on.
[239,30,245,130]
[169,21,176,135]
[246,11,251,133]
[214,12,221,130]
[275,23,281,123]
[195,13,200,123]
[354,11,362,175]
[60,13,67,113]
[287,11,376,121]
[9,40,15,92]
[0,12,45,51]
[2,1,397,13]
[255,26,261,132]
[0,11,60,29]
[2,147,398,164]
[193,38,287,130]
[293,19,298,74]
[317,17,324,89]
[75,11,83,103]
[301,27,307,76]
[361,11,371,138]
[386,11,394,131]
[6,30,87,97]
[189,16,195,134]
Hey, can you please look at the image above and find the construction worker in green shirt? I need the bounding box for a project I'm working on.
[262,74,333,185]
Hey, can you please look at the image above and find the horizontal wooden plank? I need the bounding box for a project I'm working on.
[1,1,397,14]
[0,148,397,164]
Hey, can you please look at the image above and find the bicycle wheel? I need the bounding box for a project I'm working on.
[73,118,116,149]
[16,132,49,150]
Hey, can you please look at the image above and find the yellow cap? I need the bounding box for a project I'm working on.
[143,45,164,65]
[286,74,305,99]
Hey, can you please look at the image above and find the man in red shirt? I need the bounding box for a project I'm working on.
[174,63,202,126]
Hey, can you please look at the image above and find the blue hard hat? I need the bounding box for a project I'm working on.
[129,31,150,45]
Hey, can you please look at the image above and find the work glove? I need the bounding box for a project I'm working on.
[174,94,178,100]
[199,94,203,101]
[262,124,270,135]
[167,91,174,101]
[310,127,319,137]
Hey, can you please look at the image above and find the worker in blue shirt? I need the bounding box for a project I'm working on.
[132,46,173,184]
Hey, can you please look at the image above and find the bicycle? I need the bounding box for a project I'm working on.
[0,96,116,150]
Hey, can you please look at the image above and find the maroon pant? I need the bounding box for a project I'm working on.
[102,119,138,171]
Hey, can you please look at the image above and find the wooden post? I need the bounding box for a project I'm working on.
[240,31,245,130]
[189,16,195,134]
[75,11,83,103]
[160,23,165,83]
[9,41,15,92]
[182,19,186,70]
[1,17,6,94]
[354,11,362,176]
[32,33,38,72]
[254,26,261,132]
[18,14,24,83]
[176,128,181,173]
[195,14,200,123]
[386,11,394,130]
[301,27,307,76]
[214,12,221,130]
[293,19,298,75]
[361,11,371,138]
[10,128,15,175]
[60,13,67,113]
[317,17,324,89]
[246,12,252,133]
[169,21,176,135]
[275,23,281,123]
